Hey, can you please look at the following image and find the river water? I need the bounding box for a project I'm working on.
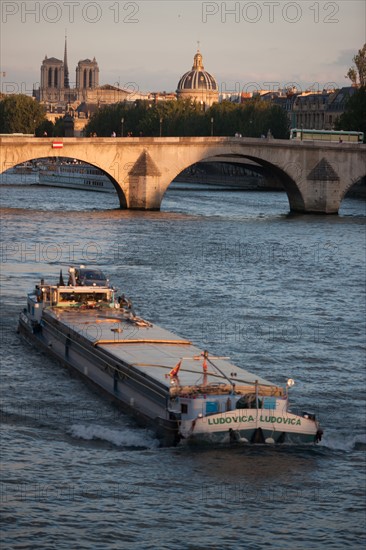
[1,175,365,549]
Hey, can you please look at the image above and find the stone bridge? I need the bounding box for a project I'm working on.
[1,136,365,213]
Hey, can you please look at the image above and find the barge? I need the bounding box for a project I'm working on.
[18,268,323,446]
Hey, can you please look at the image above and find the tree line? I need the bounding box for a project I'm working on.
[1,91,364,140]
[83,98,290,138]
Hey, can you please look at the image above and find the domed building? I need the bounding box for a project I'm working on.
[176,49,219,108]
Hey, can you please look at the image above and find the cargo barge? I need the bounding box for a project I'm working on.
[18,267,323,446]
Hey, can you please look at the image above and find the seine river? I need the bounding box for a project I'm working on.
[1,174,365,549]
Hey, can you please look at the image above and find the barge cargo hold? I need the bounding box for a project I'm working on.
[18,268,323,446]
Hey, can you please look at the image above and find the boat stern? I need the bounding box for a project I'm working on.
[177,393,322,445]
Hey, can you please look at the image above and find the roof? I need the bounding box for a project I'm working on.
[327,86,356,110]
[177,70,218,91]
[98,84,130,93]
[43,57,63,64]
[76,102,99,113]
[78,58,98,65]
[177,49,218,92]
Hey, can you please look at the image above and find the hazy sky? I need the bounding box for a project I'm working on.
[1,0,365,95]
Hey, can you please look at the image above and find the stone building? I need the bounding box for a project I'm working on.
[290,87,357,130]
[176,49,219,108]
[251,86,357,131]
[291,91,330,130]
[34,38,130,113]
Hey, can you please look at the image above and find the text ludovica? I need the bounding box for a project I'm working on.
[207,415,302,426]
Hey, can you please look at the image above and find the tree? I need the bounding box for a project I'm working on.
[35,119,54,137]
[346,43,366,87]
[335,87,366,139]
[205,100,289,138]
[0,94,47,134]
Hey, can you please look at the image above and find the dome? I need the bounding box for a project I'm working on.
[177,50,218,92]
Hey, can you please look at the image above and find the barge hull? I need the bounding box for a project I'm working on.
[18,317,179,446]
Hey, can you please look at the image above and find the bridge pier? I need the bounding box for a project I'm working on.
[298,181,340,214]
[125,150,163,210]
[297,157,342,214]
[126,175,164,210]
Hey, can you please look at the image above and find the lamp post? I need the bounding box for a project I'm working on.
[211,117,214,137]
[121,117,124,137]
[159,117,163,137]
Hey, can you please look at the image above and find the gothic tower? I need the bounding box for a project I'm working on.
[39,55,65,103]
[76,58,99,90]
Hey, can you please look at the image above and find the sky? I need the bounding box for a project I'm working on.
[0,0,365,96]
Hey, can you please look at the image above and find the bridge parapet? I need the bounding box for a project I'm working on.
[1,137,365,213]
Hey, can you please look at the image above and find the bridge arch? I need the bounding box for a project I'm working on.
[339,174,366,204]
[161,147,306,212]
[1,153,127,208]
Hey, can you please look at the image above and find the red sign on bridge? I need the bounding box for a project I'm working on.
[52,141,63,149]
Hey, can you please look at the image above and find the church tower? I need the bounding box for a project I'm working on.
[38,36,77,109]
[35,38,129,113]
[39,54,65,103]
[76,58,99,90]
